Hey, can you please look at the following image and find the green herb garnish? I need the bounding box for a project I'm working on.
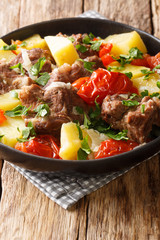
[77,136,92,160]
[76,44,88,53]
[0,135,4,140]
[106,129,128,140]
[35,72,50,86]
[78,59,95,73]
[141,90,149,97]
[125,72,133,79]
[122,100,139,107]
[10,63,25,76]
[19,41,27,47]
[30,57,46,76]
[141,104,145,113]
[5,105,31,117]
[1,44,17,50]
[76,122,83,140]
[34,104,50,117]
[17,122,36,143]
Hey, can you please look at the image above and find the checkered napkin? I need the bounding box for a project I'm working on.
[10,11,136,209]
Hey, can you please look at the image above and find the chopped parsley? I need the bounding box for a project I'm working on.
[76,122,83,140]
[68,36,75,43]
[34,104,50,117]
[17,122,36,143]
[156,80,160,89]
[141,64,160,79]
[5,105,31,117]
[141,90,149,97]
[78,59,95,73]
[122,99,139,107]
[141,104,145,113]
[1,44,17,51]
[77,136,91,160]
[76,44,88,53]
[125,72,133,79]
[30,57,46,76]
[90,40,103,51]
[108,66,124,71]
[19,41,27,47]
[35,72,50,86]
[113,47,144,67]
[10,63,25,76]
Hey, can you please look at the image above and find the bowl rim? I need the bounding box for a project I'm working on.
[1,17,160,170]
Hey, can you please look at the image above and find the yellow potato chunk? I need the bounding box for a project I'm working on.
[0,39,16,62]
[131,73,160,94]
[0,90,21,111]
[23,34,49,50]
[105,31,147,56]
[108,62,150,79]
[59,122,82,160]
[0,116,25,147]
[44,36,79,66]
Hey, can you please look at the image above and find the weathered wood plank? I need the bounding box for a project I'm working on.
[152,0,160,38]
[84,0,152,33]
[0,0,21,36]
[19,0,82,28]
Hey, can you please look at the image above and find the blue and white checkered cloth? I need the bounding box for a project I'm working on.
[10,11,141,209]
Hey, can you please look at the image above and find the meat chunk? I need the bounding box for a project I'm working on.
[101,94,160,143]
[0,59,34,94]
[19,83,88,136]
[10,48,53,73]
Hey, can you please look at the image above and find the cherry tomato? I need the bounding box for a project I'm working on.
[15,135,60,159]
[77,68,138,105]
[101,54,115,66]
[0,109,7,125]
[131,54,150,67]
[99,43,113,58]
[146,52,160,69]
[94,139,139,159]
[72,77,89,90]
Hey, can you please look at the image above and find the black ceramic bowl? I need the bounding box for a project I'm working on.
[1,18,160,174]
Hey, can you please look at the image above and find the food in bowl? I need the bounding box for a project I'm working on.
[0,31,160,160]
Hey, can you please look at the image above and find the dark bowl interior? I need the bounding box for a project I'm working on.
[1,17,160,175]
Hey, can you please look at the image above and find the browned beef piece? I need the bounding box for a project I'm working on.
[101,94,160,143]
[46,55,103,87]
[10,48,53,73]
[0,59,34,94]
[46,60,90,86]
[19,83,88,136]
[19,84,44,110]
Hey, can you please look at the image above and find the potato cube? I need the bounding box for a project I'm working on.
[0,116,25,147]
[23,34,49,50]
[105,31,147,56]
[59,122,82,160]
[131,73,160,94]
[108,62,150,79]
[0,90,21,111]
[45,36,79,66]
[0,39,16,62]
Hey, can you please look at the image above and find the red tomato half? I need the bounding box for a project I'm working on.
[72,77,89,90]
[146,52,160,69]
[77,68,138,105]
[0,109,7,125]
[94,139,139,159]
[15,135,60,159]
[131,54,150,67]
[99,43,113,58]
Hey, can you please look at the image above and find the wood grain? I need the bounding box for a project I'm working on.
[84,0,152,33]
[152,0,160,38]
[0,0,160,239]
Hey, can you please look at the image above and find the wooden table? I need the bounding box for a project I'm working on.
[0,1,160,239]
